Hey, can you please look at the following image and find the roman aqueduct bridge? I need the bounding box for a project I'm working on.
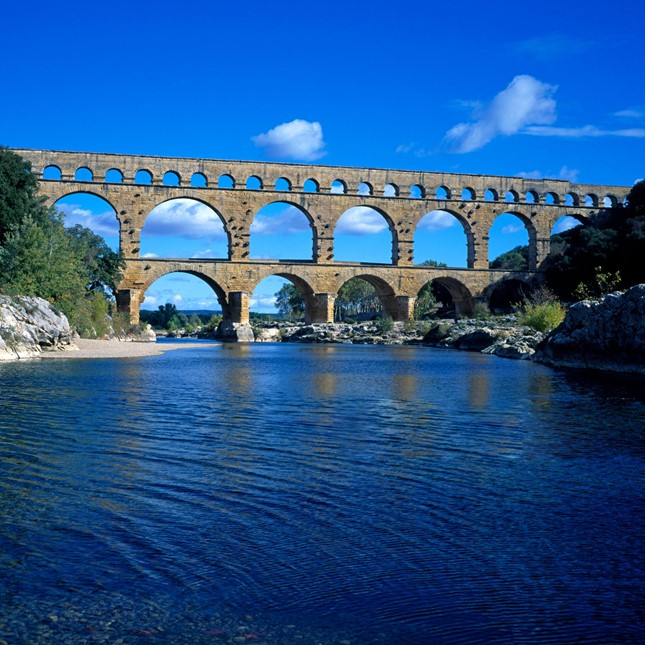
[14,148,630,325]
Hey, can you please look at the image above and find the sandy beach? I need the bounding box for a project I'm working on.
[41,338,217,360]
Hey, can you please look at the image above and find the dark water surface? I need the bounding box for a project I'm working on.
[0,342,643,644]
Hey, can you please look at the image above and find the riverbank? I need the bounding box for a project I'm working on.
[40,338,216,360]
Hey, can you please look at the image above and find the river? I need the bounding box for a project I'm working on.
[0,342,643,644]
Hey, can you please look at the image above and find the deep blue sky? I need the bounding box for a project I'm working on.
[2,0,643,311]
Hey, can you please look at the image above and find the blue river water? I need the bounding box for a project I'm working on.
[0,342,644,644]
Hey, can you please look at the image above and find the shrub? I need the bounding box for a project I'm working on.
[374,316,394,334]
[518,289,565,332]
[472,302,491,320]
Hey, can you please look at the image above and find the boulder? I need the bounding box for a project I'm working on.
[215,320,255,342]
[535,285,645,374]
[0,296,76,361]
[254,327,282,342]
[455,328,499,351]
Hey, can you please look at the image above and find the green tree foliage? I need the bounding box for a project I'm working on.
[490,245,529,271]
[0,149,125,336]
[275,283,304,320]
[414,282,437,319]
[0,147,47,245]
[544,180,645,300]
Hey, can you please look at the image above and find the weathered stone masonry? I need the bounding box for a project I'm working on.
[14,148,629,325]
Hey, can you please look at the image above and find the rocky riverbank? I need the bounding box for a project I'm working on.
[535,284,645,375]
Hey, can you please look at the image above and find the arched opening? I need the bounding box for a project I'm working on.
[415,277,473,319]
[330,179,346,194]
[163,171,180,186]
[552,215,584,235]
[334,275,396,322]
[140,198,228,260]
[274,177,291,191]
[384,183,398,197]
[249,202,314,260]
[246,175,262,190]
[250,274,314,321]
[435,186,450,200]
[504,190,519,203]
[358,182,372,196]
[488,213,531,269]
[303,178,318,193]
[43,165,62,180]
[604,194,618,208]
[565,192,579,206]
[525,190,538,204]
[484,188,498,202]
[54,192,120,252]
[141,272,226,329]
[488,279,533,313]
[135,169,153,185]
[414,210,469,268]
[334,207,394,264]
[75,167,93,182]
[545,192,559,205]
[410,184,425,198]
[585,194,598,207]
[461,187,476,201]
[190,173,207,188]
[105,168,123,183]
[218,174,235,189]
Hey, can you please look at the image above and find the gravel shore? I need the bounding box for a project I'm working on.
[41,338,217,360]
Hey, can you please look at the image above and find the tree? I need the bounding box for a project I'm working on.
[0,147,48,245]
[490,246,529,271]
[335,278,381,321]
[275,283,304,319]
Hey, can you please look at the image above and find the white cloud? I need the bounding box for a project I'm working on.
[250,295,277,309]
[252,119,326,161]
[335,207,389,235]
[446,75,558,153]
[525,125,645,138]
[143,199,226,239]
[502,224,524,234]
[143,295,157,307]
[553,217,582,234]
[417,210,457,232]
[558,166,579,182]
[142,252,159,258]
[517,170,543,179]
[250,206,311,235]
[613,108,644,119]
[172,294,183,303]
[60,204,119,237]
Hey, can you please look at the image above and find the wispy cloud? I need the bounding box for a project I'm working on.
[335,207,389,235]
[252,119,326,161]
[517,166,579,182]
[614,108,644,119]
[512,34,591,60]
[502,224,524,234]
[445,75,558,152]
[250,206,311,236]
[144,199,226,240]
[525,125,645,138]
[60,204,119,237]
[417,210,457,232]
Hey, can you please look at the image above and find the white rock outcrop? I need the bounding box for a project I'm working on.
[0,296,77,361]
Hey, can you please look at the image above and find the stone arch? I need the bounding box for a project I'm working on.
[417,276,474,318]
[504,190,519,203]
[190,172,207,188]
[249,271,317,322]
[525,190,539,204]
[334,273,399,321]
[140,197,230,260]
[135,169,153,185]
[163,171,181,186]
[249,200,316,261]
[303,178,319,192]
[218,173,235,189]
[461,187,476,201]
[75,167,93,182]
[105,168,124,183]
[358,181,373,195]
[331,179,347,194]
[274,177,291,191]
[410,184,425,198]
[604,194,619,207]
[584,193,598,207]
[488,210,536,269]
[43,165,62,180]
[333,205,398,264]
[485,277,534,313]
[384,183,398,197]
[551,212,587,235]
[246,175,262,190]
[414,209,473,268]
[565,192,580,206]
[544,191,560,205]
[138,269,229,320]
[435,185,451,200]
